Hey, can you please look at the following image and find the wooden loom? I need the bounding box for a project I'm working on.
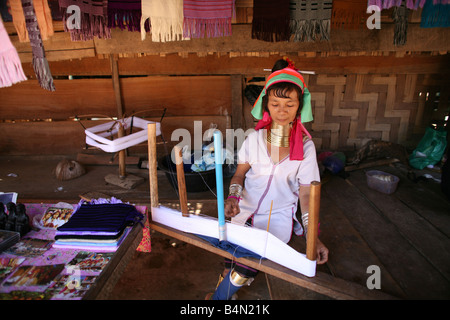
[146,123,394,300]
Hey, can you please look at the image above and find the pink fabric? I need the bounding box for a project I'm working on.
[183,0,234,38]
[255,111,312,161]
[0,17,27,88]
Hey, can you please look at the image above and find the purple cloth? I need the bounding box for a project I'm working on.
[57,203,144,233]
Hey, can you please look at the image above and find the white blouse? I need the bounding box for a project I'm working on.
[231,129,320,243]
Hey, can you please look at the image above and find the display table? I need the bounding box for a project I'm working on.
[0,203,146,300]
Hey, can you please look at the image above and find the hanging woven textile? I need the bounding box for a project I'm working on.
[9,0,53,42]
[58,0,110,41]
[367,0,426,46]
[421,0,450,28]
[21,0,55,91]
[252,0,290,41]
[0,0,12,22]
[141,0,183,41]
[108,0,142,32]
[331,0,367,29]
[392,1,408,46]
[0,17,27,88]
[182,0,234,39]
[368,0,426,10]
[290,0,333,42]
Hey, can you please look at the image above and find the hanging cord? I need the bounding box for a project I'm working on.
[195,171,217,198]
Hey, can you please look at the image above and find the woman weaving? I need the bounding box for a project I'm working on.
[208,59,329,300]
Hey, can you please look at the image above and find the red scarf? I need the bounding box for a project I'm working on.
[255,112,311,161]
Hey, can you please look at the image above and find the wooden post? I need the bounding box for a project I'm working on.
[306,181,321,261]
[117,123,126,178]
[110,54,126,178]
[148,123,159,209]
[174,145,189,217]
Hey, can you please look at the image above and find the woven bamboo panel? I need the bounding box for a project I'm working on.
[305,73,450,150]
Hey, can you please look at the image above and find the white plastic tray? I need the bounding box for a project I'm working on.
[85,117,161,153]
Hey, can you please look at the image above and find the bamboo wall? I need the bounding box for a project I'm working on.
[0,1,449,156]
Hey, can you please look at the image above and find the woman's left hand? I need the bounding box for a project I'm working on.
[316,239,329,265]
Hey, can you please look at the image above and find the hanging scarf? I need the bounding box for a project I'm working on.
[392,1,408,46]
[367,0,426,10]
[141,0,183,41]
[21,0,55,91]
[252,0,290,42]
[182,0,234,38]
[331,0,367,29]
[290,0,333,42]
[421,0,450,28]
[108,0,141,31]
[251,67,313,161]
[368,0,426,46]
[58,0,110,41]
[0,17,27,88]
[10,0,53,42]
[1,0,13,21]
[47,0,62,20]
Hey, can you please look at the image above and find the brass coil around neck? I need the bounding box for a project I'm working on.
[267,122,292,147]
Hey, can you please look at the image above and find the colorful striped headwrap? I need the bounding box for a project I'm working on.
[251,67,313,160]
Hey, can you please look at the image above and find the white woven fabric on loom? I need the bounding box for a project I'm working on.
[152,205,317,277]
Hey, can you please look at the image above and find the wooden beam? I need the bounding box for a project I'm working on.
[110,54,124,118]
[110,54,126,177]
[306,181,320,261]
[174,145,189,217]
[116,53,450,76]
[94,24,450,56]
[148,123,159,209]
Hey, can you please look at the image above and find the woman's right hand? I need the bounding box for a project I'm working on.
[225,197,240,218]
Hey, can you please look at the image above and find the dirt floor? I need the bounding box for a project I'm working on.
[1,154,449,300]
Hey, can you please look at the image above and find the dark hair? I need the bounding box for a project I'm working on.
[262,82,303,117]
[272,59,289,72]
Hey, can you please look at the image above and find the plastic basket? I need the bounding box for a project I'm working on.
[366,170,399,194]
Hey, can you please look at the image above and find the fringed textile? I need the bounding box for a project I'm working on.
[141,0,183,41]
[290,0,333,42]
[0,17,27,88]
[252,0,290,42]
[421,0,450,28]
[47,0,63,20]
[1,0,13,22]
[331,0,367,29]
[58,0,111,41]
[367,0,425,10]
[10,0,53,42]
[392,1,408,46]
[108,0,141,31]
[21,0,55,91]
[368,0,426,46]
[182,0,234,39]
